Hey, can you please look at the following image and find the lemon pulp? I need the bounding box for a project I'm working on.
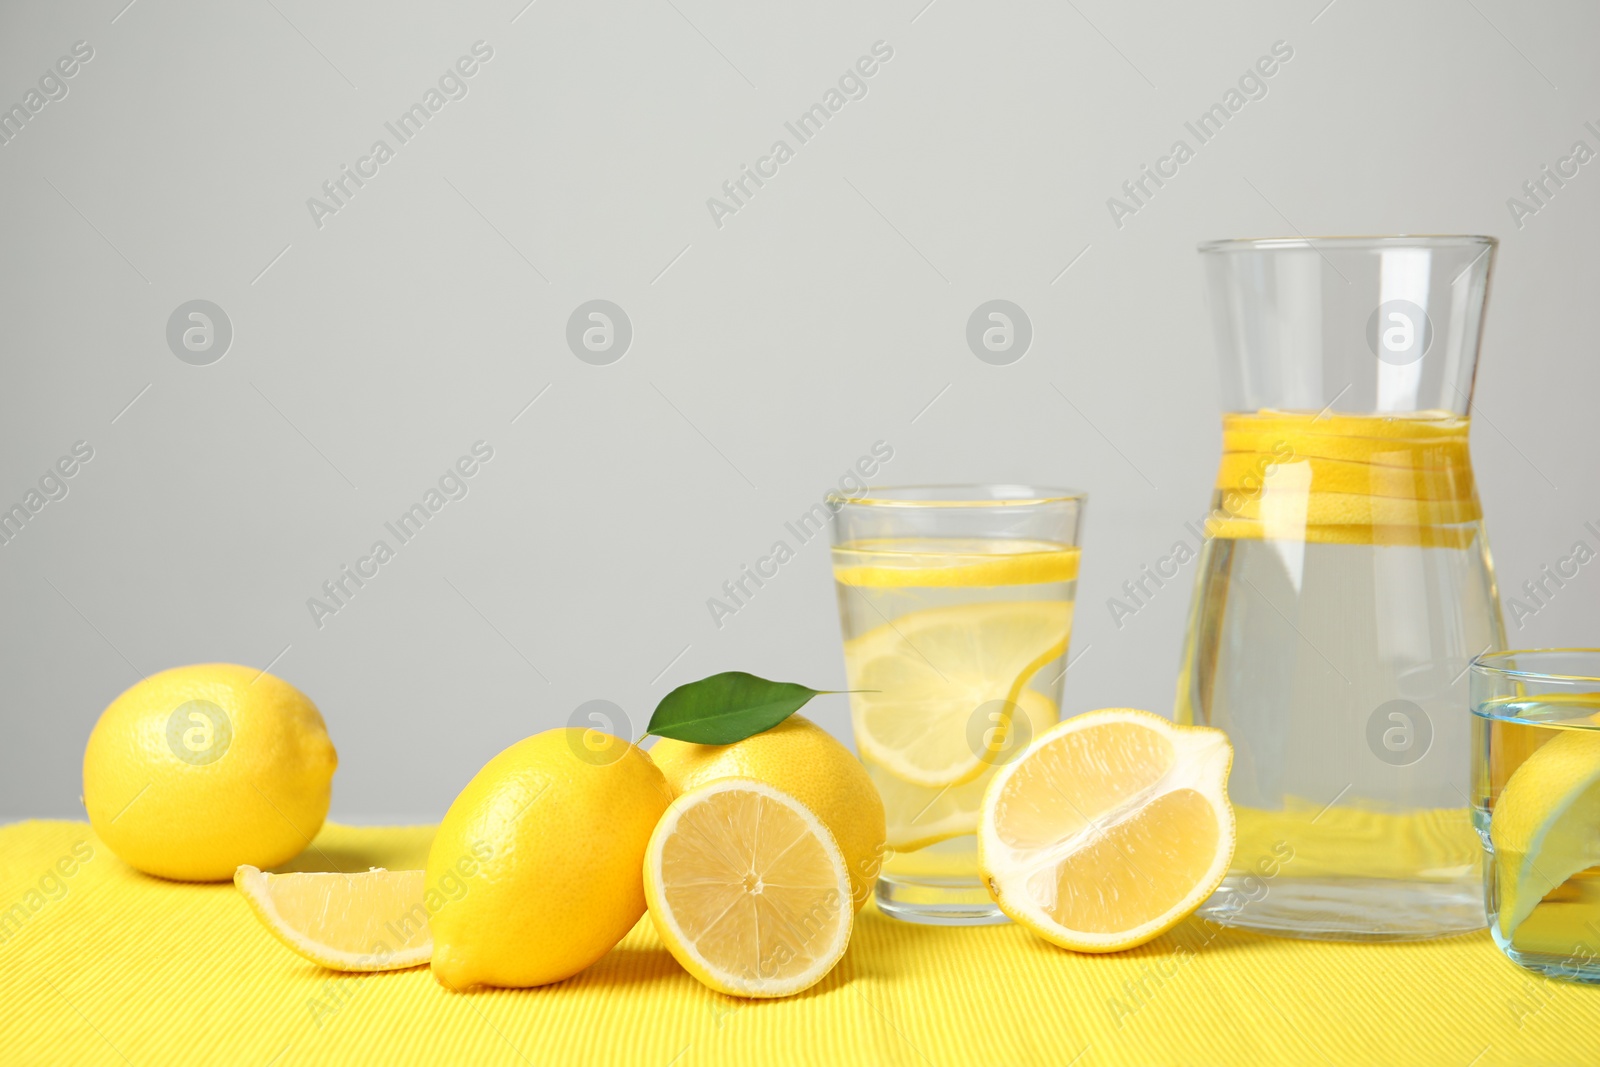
[645,780,852,998]
[978,708,1235,952]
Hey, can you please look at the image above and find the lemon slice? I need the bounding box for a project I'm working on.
[1490,727,1600,940]
[644,779,853,998]
[869,690,1059,851]
[832,539,1080,588]
[977,708,1235,952]
[235,866,431,971]
[843,600,1073,787]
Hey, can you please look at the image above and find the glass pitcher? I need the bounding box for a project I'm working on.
[1176,236,1505,940]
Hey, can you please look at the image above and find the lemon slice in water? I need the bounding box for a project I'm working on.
[1490,728,1600,941]
[833,539,1080,588]
[843,600,1073,787]
[868,689,1059,851]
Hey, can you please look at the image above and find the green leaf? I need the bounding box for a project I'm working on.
[646,671,827,745]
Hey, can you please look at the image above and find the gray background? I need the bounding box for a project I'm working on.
[2,0,1595,822]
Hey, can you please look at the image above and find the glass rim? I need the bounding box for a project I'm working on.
[1198,234,1498,254]
[834,483,1086,509]
[1470,648,1600,684]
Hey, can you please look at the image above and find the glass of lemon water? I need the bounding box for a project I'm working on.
[1472,649,1600,982]
[830,485,1085,924]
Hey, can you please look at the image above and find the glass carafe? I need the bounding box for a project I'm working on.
[1177,236,1505,940]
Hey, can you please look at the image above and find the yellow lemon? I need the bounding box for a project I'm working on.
[83,664,337,882]
[645,779,853,998]
[427,728,674,990]
[978,708,1234,952]
[235,866,431,971]
[1490,727,1600,940]
[650,714,886,911]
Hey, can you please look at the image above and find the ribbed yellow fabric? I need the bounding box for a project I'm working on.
[1205,410,1482,547]
[5,820,1599,1067]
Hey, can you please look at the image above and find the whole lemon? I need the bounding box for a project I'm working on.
[650,714,886,911]
[83,664,337,882]
[427,728,674,990]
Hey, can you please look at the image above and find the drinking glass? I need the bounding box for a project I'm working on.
[1472,650,1600,982]
[830,485,1085,925]
[1178,236,1504,939]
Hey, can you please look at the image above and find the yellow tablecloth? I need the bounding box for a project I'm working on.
[4,821,1597,1067]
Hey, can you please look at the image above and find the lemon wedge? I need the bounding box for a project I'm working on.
[977,708,1235,952]
[1490,728,1600,940]
[869,689,1059,851]
[235,866,430,971]
[644,779,853,998]
[843,600,1073,788]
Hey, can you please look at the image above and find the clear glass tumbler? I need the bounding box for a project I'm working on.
[1472,650,1600,982]
[830,485,1085,925]
[1178,236,1505,940]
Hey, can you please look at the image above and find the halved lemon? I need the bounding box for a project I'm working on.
[1490,727,1600,941]
[644,779,853,998]
[869,689,1059,851]
[235,866,431,971]
[843,600,1074,787]
[977,708,1234,952]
